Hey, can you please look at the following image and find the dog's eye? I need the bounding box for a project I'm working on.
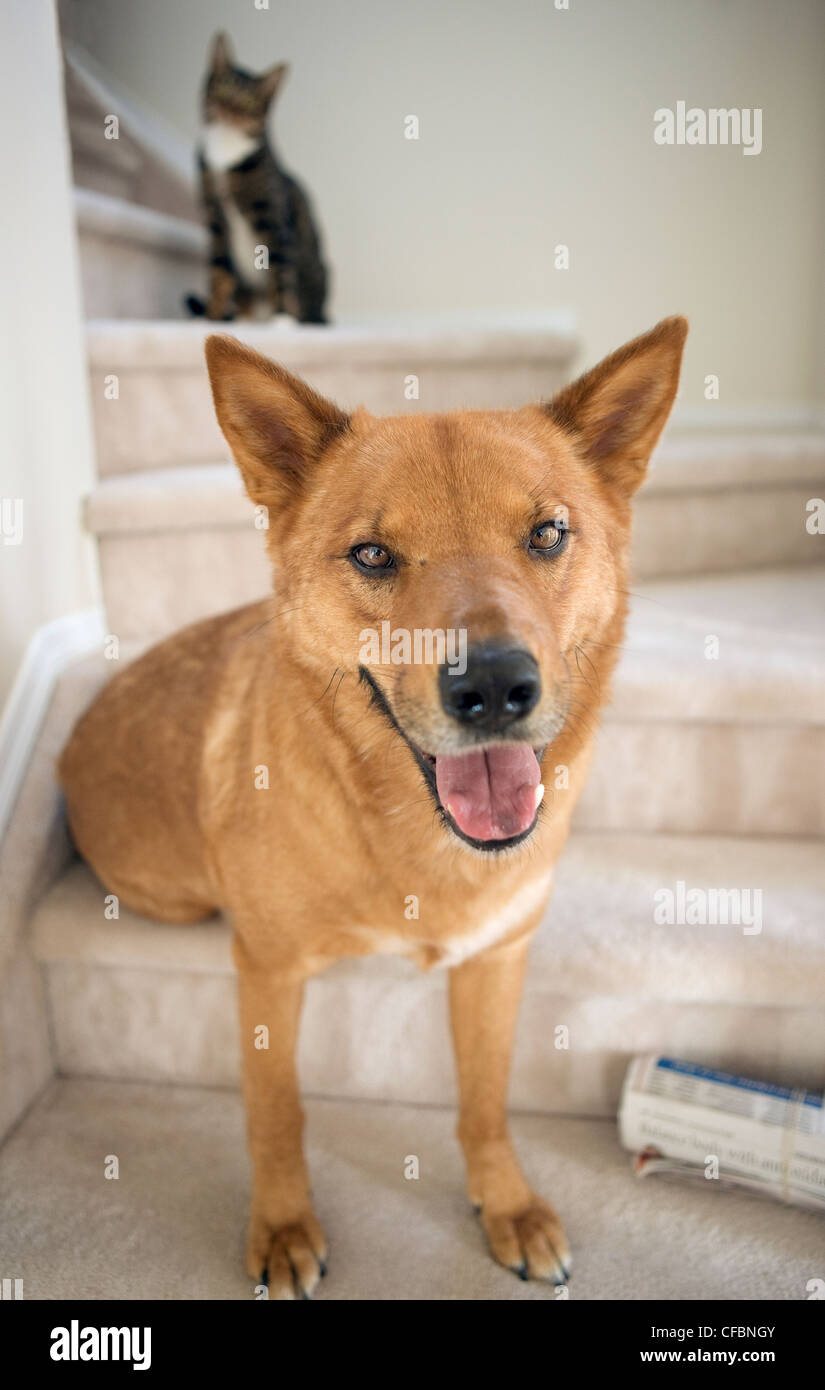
[351,543,395,572]
[528,520,568,555]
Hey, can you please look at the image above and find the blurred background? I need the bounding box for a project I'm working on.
[2,0,824,704]
[62,0,824,409]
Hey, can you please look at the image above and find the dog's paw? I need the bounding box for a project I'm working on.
[478,1194,571,1285]
[247,1208,328,1300]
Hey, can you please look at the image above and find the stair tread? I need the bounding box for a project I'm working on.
[86,462,251,531]
[31,832,825,1007]
[645,429,825,492]
[85,312,580,369]
[74,187,204,253]
[613,566,825,723]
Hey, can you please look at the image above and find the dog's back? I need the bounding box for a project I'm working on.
[59,600,269,922]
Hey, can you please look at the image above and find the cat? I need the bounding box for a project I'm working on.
[185,32,329,324]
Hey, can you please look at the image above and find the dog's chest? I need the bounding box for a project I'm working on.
[349,868,554,970]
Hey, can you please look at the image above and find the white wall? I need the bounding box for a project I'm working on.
[64,0,825,417]
[0,0,98,708]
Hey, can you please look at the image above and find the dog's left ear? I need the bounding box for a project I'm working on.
[543,316,688,495]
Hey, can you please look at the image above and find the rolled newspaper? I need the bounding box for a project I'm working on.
[618,1055,825,1212]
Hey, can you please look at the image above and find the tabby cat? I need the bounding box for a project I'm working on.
[185,32,329,323]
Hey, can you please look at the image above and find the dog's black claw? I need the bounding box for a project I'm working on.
[318,1259,327,1278]
[472,1202,482,1215]
[516,1263,528,1282]
[261,1266,269,1286]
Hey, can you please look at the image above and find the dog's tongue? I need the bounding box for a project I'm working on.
[435,744,542,842]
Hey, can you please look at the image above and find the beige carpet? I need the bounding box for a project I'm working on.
[0,1078,820,1301]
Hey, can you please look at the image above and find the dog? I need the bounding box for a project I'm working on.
[59,315,687,1297]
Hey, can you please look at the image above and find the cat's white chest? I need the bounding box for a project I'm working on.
[201,122,260,172]
[201,124,267,292]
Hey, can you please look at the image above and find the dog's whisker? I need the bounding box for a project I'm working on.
[329,668,348,730]
[573,644,601,696]
[299,666,343,718]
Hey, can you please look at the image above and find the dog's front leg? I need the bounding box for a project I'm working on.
[233,935,326,1299]
[448,930,571,1285]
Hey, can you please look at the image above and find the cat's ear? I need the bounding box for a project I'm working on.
[259,62,289,105]
[209,31,233,75]
[205,336,350,509]
[542,316,688,496]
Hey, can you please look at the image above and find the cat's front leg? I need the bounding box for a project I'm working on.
[265,255,297,320]
[206,259,241,321]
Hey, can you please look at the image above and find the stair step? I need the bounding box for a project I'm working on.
[64,47,199,224]
[576,566,825,836]
[86,463,269,636]
[632,431,825,579]
[30,833,825,1115]
[85,315,579,474]
[70,110,144,175]
[75,190,206,320]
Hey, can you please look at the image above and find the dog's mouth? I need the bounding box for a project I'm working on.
[359,667,544,852]
[421,743,544,847]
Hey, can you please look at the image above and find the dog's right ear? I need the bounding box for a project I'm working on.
[543,316,688,497]
[205,336,351,509]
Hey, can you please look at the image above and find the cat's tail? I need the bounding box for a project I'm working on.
[183,293,207,317]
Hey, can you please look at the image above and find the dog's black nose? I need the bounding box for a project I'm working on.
[440,643,541,731]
